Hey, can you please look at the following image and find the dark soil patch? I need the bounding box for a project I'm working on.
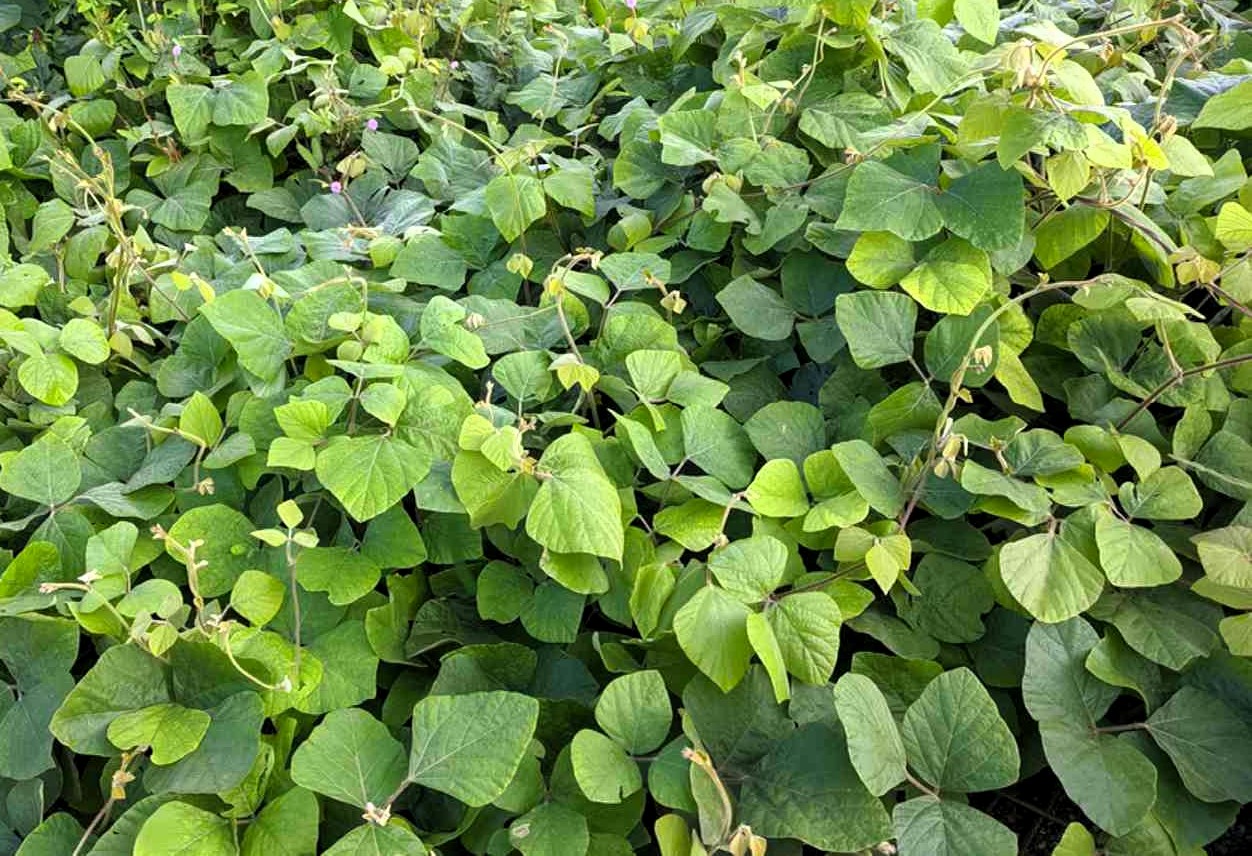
[978,772,1252,854]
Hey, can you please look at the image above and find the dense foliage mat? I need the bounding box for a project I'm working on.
[1,0,1252,853]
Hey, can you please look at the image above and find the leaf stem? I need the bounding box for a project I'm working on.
[899,276,1107,527]
[1094,722,1146,734]
[286,534,303,681]
[1114,353,1252,430]
[1037,15,1186,79]
[903,768,938,798]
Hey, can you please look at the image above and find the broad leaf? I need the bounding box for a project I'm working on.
[408,691,540,806]
[901,667,1020,792]
[316,435,431,522]
[290,708,407,808]
[834,673,907,796]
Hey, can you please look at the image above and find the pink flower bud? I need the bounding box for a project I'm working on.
[625,0,637,9]
[366,118,379,131]
[172,44,183,58]
[449,60,459,70]
[330,181,343,194]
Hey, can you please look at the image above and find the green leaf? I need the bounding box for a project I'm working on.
[768,592,842,684]
[1023,618,1117,728]
[485,173,546,241]
[510,802,589,856]
[1003,430,1084,476]
[17,814,86,855]
[50,644,171,756]
[835,160,943,241]
[316,435,431,522]
[683,667,793,769]
[29,199,75,254]
[290,708,407,808]
[144,691,264,794]
[745,458,808,517]
[18,352,79,405]
[673,586,753,692]
[1193,525,1252,587]
[1084,629,1164,711]
[746,612,791,703]
[745,139,810,188]
[409,691,540,806]
[835,291,917,369]
[55,317,108,365]
[571,729,642,803]
[240,787,319,856]
[680,405,756,489]
[296,546,381,605]
[797,93,891,150]
[200,289,291,380]
[847,231,915,288]
[657,110,717,166]
[85,796,176,856]
[322,824,427,856]
[1093,509,1181,587]
[998,528,1105,623]
[901,667,1020,792]
[544,163,596,218]
[936,162,1024,251]
[834,673,907,796]
[885,20,971,94]
[1145,688,1252,803]
[738,723,892,852]
[831,439,905,517]
[708,535,787,602]
[596,670,671,755]
[901,554,995,643]
[0,673,73,780]
[715,276,795,341]
[231,570,285,626]
[0,433,81,506]
[1034,206,1110,269]
[0,615,79,687]
[894,797,1017,856]
[107,703,211,765]
[1216,202,1252,252]
[1052,824,1097,856]
[599,252,671,291]
[420,295,489,368]
[165,504,257,597]
[166,84,214,143]
[212,71,269,125]
[134,802,236,856]
[179,391,222,447]
[65,54,105,96]
[900,238,992,316]
[0,263,51,307]
[1039,722,1156,836]
[1194,80,1252,130]
[1094,588,1219,671]
[391,233,467,289]
[330,820,428,856]
[539,551,608,595]
[526,435,623,561]
[954,0,999,44]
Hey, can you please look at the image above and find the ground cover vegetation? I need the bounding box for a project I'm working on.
[1,0,1252,853]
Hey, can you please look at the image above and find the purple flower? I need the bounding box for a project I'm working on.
[625,0,637,10]
[172,44,183,58]
[449,60,459,70]
[330,181,343,194]
[366,118,379,131]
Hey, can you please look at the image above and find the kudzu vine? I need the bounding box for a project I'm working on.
[1,1,1251,855]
